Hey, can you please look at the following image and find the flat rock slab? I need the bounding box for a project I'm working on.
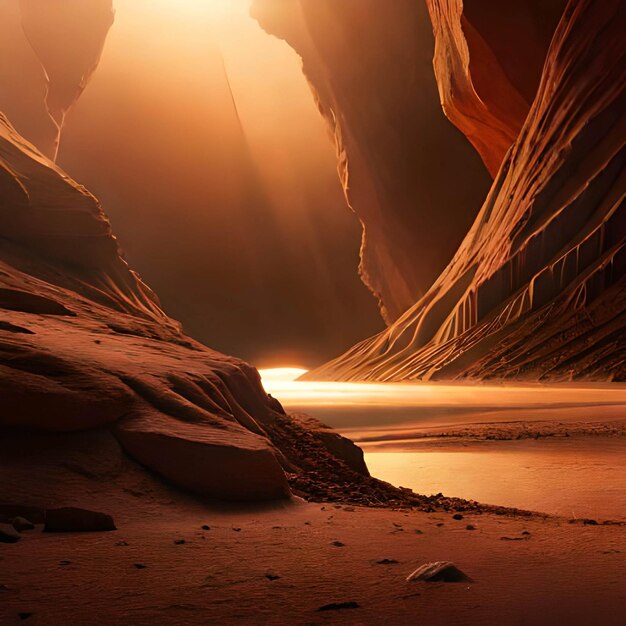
[406,561,472,583]
[44,508,116,532]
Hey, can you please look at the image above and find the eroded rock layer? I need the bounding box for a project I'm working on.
[18,0,114,160]
[307,0,626,382]
[0,114,386,503]
[253,0,491,322]
[427,0,567,176]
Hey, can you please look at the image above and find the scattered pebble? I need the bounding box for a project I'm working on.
[317,601,360,612]
[331,541,345,547]
[466,525,476,531]
[265,572,280,581]
[436,523,445,527]
[232,528,241,532]
[18,613,33,621]
[201,525,210,531]
[116,541,129,546]
[500,536,527,541]
[452,514,464,521]
[174,539,186,545]
[134,563,147,569]
[414,529,424,535]
[374,559,399,565]
[59,560,72,566]
[521,531,531,536]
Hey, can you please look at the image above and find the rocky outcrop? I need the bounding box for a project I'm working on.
[428,0,567,176]
[307,0,625,382]
[253,0,491,322]
[18,0,114,160]
[0,113,374,502]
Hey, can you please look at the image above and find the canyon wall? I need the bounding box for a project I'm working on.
[0,115,380,502]
[306,0,625,382]
[253,0,492,322]
[18,0,114,160]
[1,0,383,366]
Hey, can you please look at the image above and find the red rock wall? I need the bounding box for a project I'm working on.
[427,0,566,175]
[17,0,114,160]
[307,0,625,382]
[253,0,492,322]
[0,115,371,501]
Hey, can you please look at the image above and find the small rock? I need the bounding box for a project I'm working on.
[331,540,345,547]
[583,519,598,526]
[0,584,11,593]
[500,536,526,541]
[232,527,241,532]
[201,525,210,531]
[11,517,35,532]
[59,560,72,566]
[265,571,280,581]
[317,601,360,612]
[44,508,116,533]
[116,541,129,546]
[344,507,355,512]
[375,559,399,565]
[174,539,186,545]
[133,563,147,569]
[0,523,20,543]
[521,531,531,536]
[407,561,472,583]
[436,523,444,527]
[18,613,33,621]
[452,514,464,521]
[466,525,476,531]
[392,523,403,528]
[414,529,424,535]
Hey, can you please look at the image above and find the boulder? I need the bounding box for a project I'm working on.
[44,507,116,532]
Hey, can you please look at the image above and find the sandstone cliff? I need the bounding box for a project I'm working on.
[0,114,382,503]
[304,0,625,382]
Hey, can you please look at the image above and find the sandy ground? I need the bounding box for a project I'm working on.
[364,436,626,520]
[1,499,625,626]
[3,379,625,625]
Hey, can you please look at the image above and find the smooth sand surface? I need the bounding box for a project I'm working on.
[2,501,626,625]
[365,437,626,520]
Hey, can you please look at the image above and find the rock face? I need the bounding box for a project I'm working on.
[0,113,374,502]
[305,0,626,382]
[253,0,491,322]
[428,0,567,176]
[18,0,115,160]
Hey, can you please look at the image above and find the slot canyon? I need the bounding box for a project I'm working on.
[0,1,624,624]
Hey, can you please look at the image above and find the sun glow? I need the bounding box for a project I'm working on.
[258,368,626,412]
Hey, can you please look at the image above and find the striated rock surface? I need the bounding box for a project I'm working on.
[0,113,383,503]
[18,0,114,160]
[307,0,625,383]
[253,0,491,322]
[428,0,567,176]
